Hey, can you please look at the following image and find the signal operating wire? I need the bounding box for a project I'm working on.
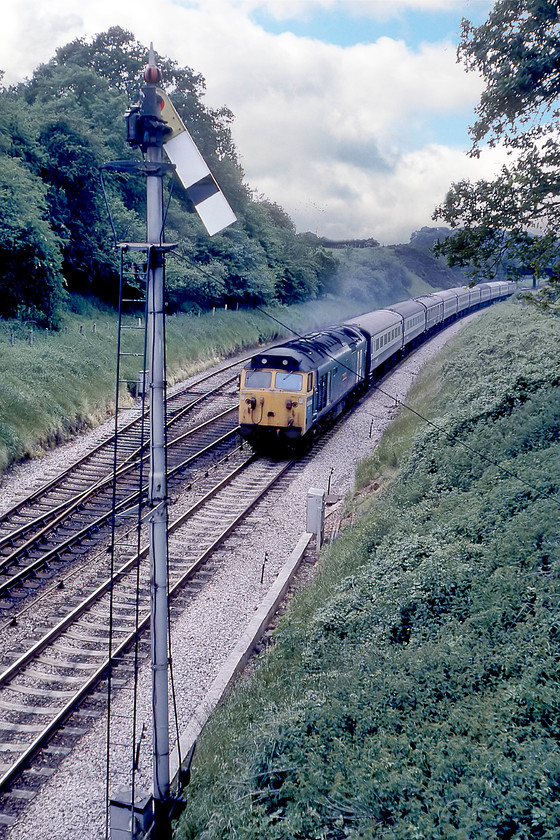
[168,251,556,503]
[242,300,559,509]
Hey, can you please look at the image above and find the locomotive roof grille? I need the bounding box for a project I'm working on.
[246,326,364,372]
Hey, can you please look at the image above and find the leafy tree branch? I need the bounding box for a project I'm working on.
[433,0,560,306]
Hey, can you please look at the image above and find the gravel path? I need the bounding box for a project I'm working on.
[3,317,472,840]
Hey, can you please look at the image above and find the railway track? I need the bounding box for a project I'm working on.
[0,338,421,821]
[0,358,246,604]
[0,443,296,827]
[0,355,270,826]
[0,316,480,837]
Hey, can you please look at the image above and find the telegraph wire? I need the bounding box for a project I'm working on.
[168,250,558,506]
[241,297,559,509]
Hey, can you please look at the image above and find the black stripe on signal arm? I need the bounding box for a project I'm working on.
[186,174,220,206]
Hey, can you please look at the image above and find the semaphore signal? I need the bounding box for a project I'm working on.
[107,44,235,840]
[156,87,237,236]
[124,45,236,237]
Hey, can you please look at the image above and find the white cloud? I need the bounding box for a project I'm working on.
[252,142,506,245]
[2,0,500,244]
[169,22,491,242]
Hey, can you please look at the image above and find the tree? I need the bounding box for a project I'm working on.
[0,30,338,322]
[51,28,239,177]
[433,0,560,302]
[0,157,65,325]
[11,61,134,303]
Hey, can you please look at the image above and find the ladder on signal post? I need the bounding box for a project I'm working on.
[104,44,236,840]
[116,243,149,409]
[104,241,151,830]
[105,239,179,830]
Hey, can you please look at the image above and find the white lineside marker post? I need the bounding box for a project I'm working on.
[306,488,325,552]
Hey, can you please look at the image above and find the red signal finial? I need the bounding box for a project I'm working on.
[144,42,161,85]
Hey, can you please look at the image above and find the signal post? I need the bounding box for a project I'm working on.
[108,46,235,840]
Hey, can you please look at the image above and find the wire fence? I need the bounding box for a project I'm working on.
[0,303,247,345]
[0,321,122,346]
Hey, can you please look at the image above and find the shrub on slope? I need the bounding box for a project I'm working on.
[176,302,560,840]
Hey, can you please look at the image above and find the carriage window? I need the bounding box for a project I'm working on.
[244,370,272,388]
[307,373,313,391]
[275,372,303,391]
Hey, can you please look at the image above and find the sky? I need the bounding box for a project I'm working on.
[3,0,504,245]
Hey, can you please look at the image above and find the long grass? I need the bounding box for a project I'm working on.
[0,296,362,475]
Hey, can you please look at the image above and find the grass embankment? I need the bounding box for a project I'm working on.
[175,301,560,840]
[0,296,361,475]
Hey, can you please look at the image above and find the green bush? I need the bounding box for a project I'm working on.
[175,301,560,840]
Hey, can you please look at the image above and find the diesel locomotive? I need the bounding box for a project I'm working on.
[239,281,515,450]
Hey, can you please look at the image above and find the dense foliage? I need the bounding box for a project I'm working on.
[433,0,560,302]
[0,29,337,326]
[176,301,560,839]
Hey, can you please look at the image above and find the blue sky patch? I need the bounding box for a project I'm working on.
[252,6,490,49]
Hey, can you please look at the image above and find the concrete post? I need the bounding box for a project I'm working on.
[306,488,325,550]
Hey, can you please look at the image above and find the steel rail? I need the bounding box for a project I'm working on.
[0,445,255,688]
[0,410,239,597]
[0,454,293,794]
[0,363,243,530]
[0,402,238,556]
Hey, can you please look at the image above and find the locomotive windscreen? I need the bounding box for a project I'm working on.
[244,370,272,387]
[275,372,303,391]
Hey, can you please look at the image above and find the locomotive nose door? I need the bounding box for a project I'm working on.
[274,370,304,435]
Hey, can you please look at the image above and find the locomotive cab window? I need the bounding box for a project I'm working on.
[244,370,272,388]
[275,372,303,391]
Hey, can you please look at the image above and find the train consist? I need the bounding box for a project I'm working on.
[239,281,516,450]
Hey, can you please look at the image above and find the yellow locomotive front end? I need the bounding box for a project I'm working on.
[239,366,313,448]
